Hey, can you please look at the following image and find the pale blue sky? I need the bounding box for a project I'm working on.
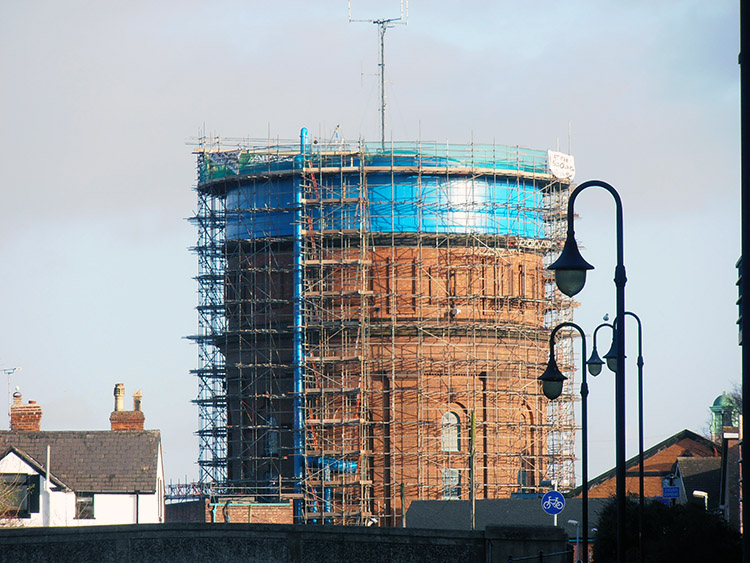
[0,1,740,486]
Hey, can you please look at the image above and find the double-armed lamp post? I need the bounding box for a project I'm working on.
[539,322,590,563]
[588,314,645,563]
[546,180,627,563]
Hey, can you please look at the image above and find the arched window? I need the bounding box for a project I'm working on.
[441,411,460,452]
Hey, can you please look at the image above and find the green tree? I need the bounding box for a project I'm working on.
[592,498,740,563]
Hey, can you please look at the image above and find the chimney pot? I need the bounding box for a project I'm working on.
[114,383,125,412]
[110,384,144,431]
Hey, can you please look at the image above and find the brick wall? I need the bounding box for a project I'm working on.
[207,499,293,524]
[110,410,145,431]
[166,498,293,524]
[10,396,42,431]
[223,243,553,523]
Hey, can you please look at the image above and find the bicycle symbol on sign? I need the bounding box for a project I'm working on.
[543,496,564,511]
[541,490,566,515]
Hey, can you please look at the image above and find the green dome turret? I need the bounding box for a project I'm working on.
[710,391,740,441]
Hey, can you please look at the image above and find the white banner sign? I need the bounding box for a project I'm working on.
[547,151,576,180]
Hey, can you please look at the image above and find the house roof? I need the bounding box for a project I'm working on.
[406,498,610,539]
[677,456,722,510]
[0,445,69,490]
[0,430,161,493]
[569,429,718,497]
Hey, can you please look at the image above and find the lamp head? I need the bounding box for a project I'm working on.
[586,348,604,376]
[603,331,626,373]
[538,355,567,400]
[548,234,594,297]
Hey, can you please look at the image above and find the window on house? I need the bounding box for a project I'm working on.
[441,468,461,499]
[75,493,94,519]
[441,411,460,452]
[1,473,39,518]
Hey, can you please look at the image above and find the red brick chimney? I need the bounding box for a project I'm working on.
[10,391,42,431]
[109,383,145,431]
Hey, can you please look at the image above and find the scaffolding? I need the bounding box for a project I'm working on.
[188,133,577,524]
[188,148,228,485]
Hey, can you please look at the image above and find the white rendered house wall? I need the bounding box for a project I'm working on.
[1,449,165,526]
[0,450,75,527]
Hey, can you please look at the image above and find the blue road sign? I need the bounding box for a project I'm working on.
[541,490,566,515]
[662,485,680,499]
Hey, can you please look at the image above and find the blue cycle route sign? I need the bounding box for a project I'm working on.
[662,485,680,499]
[541,491,566,515]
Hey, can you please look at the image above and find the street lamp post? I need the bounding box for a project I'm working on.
[610,312,645,563]
[539,321,589,563]
[568,519,581,561]
[626,312,645,563]
[591,313,645,563]
[548,180,627,563]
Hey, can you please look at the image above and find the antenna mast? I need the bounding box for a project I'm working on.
[349,0,408,147]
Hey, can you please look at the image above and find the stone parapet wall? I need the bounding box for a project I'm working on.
[0,523,568,563]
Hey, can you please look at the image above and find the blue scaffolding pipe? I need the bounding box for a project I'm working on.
[292,127,308,520]
[306,456,358,474]
[304,456,357,524]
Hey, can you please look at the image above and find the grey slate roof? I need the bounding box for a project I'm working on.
[0,445,69,489]
[677,456,722,510]
[406,498,609,539]
[0,430,161,493]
